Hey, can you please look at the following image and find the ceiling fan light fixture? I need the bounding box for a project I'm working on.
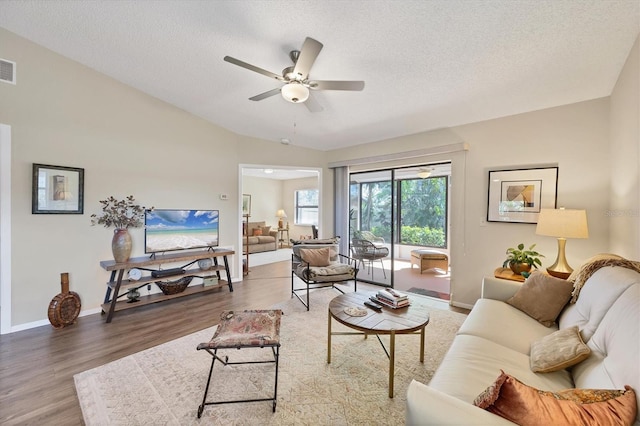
[417,168,432,179]
[281,82,309,103]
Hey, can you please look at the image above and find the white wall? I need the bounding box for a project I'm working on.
[609,35,640,259]
[241,176,282,228]
[0,28,327,330]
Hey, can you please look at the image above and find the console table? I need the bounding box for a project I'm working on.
[100,249,234,323]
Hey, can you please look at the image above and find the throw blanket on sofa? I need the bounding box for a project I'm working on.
[570,257,640,303]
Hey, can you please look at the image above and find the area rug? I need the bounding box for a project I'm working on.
[74,289,466,425]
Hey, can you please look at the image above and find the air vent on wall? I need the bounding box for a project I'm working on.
[0,59,16,85]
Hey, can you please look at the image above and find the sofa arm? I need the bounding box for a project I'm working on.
[406,380,516,425]
[481,276,522,301]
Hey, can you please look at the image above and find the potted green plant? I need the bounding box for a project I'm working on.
[91,195,150,263]
[503,243,544,275]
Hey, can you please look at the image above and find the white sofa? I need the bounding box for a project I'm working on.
[407,265,640,425]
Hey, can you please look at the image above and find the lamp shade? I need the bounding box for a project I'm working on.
[281,83,309,103]
[535,208,589,238]
[276,209,287,218]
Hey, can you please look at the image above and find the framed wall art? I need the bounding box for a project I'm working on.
[242,194,251,216]
[487,166,558,223]
[32,163,84,214]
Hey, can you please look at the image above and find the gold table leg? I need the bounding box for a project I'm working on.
[420,326,425,362]
[327,309,332,364]
[388,330,395,398]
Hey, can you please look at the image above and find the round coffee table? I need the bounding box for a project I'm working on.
[327,291,430,397]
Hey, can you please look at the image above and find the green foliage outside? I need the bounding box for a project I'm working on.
[400,225,446,247]
[350,175,448,248]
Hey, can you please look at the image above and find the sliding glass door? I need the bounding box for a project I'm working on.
[350,170,394,286]
[349,164,451,298]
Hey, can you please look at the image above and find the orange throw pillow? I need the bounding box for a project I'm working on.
[252,228,263,236]
[474,371,637,426]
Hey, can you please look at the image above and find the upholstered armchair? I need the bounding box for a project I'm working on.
[290,237,358,310]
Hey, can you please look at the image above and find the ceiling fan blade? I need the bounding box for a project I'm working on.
[292,37,323,80]
[304,93,324,113]
[249,87,282,101]
[224,56,284,81]
[308,80,365,91]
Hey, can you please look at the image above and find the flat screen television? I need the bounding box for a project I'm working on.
[144,209,219,254]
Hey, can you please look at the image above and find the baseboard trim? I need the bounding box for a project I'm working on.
[450,300,474,310]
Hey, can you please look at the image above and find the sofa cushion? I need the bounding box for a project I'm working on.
[559,266,640,341]
[245,236,260,244]
[299,247,331,267]
[506,272,573,327]
[474,371,637,426]
[571,283,640,422]
[260,225,271,235]
[458,299,557,355]
[529,326,590,373]
[428,334,573,405]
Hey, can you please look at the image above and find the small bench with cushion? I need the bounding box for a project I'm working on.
[410,249,449,273]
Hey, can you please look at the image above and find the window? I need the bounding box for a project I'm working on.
[295,189,318,225]
[398,176,448,248]
[349,173,448,249]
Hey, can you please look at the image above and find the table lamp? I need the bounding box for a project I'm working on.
[276,209,287,229]
[535,208,589,279]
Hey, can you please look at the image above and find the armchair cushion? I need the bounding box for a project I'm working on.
[290,237,340,245]
[295,263,355,282]
[299,247,332,267]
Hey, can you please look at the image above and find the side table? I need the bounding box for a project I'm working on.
[277,228,290,248]
[493,267,526,282]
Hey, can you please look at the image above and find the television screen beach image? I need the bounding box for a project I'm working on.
[145,209,219,253]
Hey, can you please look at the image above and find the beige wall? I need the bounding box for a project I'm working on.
[609,36,640,259]
[1,26,638,328]
[328,99,612,307]
[241,176,283,229]
[0,28,327,329]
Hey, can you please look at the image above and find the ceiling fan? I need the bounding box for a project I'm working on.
[224,37,365,112]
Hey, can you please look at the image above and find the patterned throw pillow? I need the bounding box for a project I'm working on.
[506,271,574,327]
[530,326,591,373]
[252,228,263,236]
[474,371,637,426]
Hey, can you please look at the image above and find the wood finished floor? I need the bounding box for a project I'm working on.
[0,260,467,425]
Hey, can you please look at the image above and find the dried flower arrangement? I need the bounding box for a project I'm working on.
[90,195,151,229]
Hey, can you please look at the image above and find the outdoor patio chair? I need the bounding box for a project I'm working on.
[290,237,358,310]
[350,238,390,280]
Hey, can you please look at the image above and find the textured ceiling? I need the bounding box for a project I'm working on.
[1,1,638,151]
